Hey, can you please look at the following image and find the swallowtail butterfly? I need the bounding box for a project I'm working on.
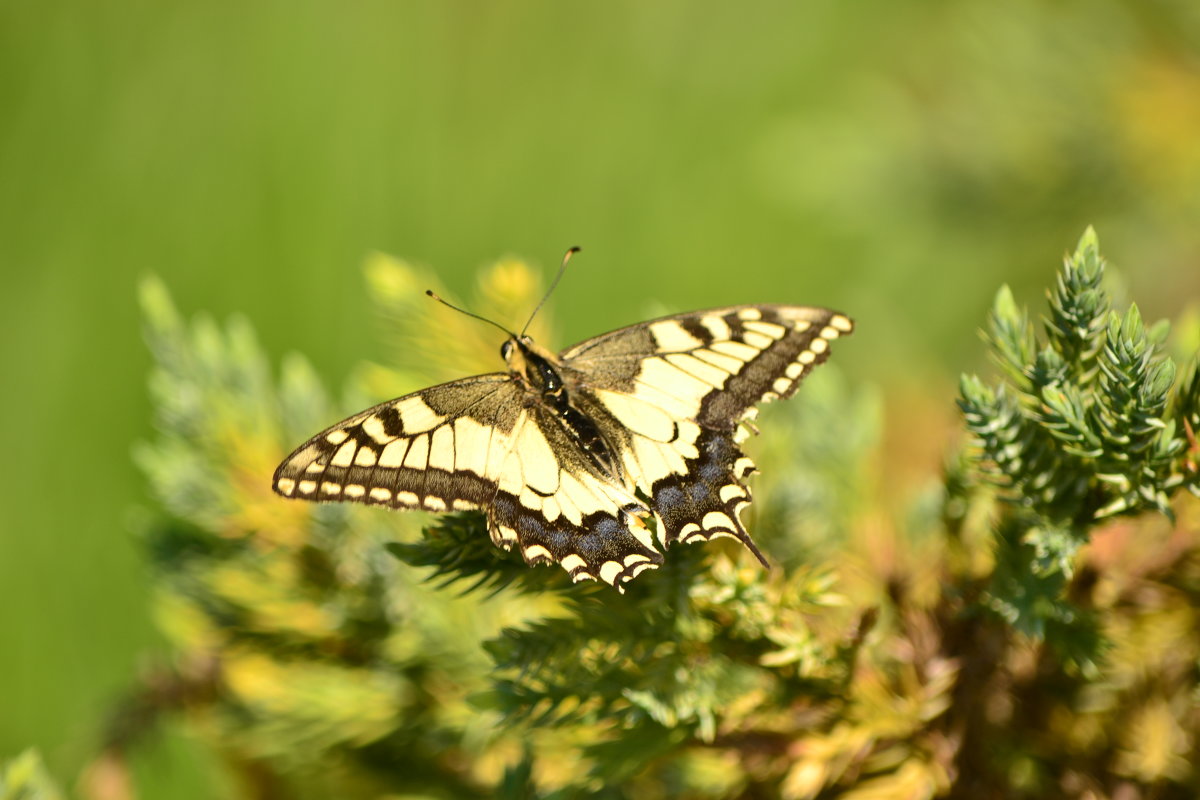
[273,255,853,591]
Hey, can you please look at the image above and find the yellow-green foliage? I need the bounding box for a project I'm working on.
[117,234,1199,799]
[0,751,63,800]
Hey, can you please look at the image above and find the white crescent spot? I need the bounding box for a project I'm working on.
[490,524,518,546]
[719,484,747,503]
[524,544,552,564]
[702,510,735,532]
[599,560,624,585]
[629,562,657,578]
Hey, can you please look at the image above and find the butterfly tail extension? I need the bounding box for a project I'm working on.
[649,428,768,567]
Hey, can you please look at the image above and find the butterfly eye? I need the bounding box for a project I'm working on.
[500,340,513,360]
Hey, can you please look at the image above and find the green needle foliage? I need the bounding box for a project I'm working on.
[958,229,1199,645]
[83,234,1199,798]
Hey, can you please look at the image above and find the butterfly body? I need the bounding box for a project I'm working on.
[274,304,853,591]
[502,335,621,476]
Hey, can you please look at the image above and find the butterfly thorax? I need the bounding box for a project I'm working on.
[502,335,619,475]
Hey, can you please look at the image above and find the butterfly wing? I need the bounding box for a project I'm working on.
[560,305,854,560]
[487,402,664,588]
[273,375,519,511]
[273,374,664,589]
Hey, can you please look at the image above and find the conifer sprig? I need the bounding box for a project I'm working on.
[958,228,1200,639]
[960,228,1197,526]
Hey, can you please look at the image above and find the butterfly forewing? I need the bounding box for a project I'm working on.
[273,375,518,510]
[274,302,853,591]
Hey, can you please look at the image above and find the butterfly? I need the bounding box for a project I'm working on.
[273,252,853,591]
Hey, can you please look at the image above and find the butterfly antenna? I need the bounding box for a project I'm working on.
[521,246,580,337]
[424,290,516,338]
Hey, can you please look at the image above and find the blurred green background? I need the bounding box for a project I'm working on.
[2,0,1199,796]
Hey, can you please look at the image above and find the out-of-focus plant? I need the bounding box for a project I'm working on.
[80,232,1200,799]
[1,750,63,800]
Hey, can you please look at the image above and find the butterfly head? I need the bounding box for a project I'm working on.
[502,335,562,394]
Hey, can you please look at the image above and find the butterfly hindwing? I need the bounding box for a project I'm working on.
[486,404,664,586]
